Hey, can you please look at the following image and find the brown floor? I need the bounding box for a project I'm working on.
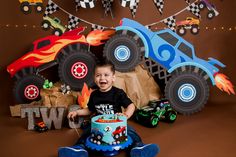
[0,100,236,157]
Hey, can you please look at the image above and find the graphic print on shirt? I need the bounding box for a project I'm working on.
[95,104,114,114]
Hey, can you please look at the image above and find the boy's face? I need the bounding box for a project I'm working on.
[94,66,115,92]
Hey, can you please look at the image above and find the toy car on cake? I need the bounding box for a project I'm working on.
[135,99,177,127]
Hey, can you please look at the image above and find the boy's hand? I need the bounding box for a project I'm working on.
[67,110,78,121]
[116,112,129,118]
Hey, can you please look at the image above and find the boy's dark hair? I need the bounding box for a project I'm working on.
[95,59,115,74]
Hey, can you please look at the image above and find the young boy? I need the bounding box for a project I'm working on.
[58,60,160,157]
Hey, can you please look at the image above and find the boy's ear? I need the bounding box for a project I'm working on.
[112,75,116,81]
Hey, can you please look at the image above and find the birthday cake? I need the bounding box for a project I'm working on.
[90,114,128,145]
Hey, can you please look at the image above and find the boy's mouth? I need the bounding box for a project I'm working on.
[99,81,107,85]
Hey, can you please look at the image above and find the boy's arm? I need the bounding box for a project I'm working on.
[67,108,92,119]
[123,103,136,119]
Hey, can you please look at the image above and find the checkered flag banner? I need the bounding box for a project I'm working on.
[130,0,140,18]
[44,0,59,17]
[120,0,131,7]
[163,16,176,31]
[68,14,81,30]
[185,0,190,5]
[91,24,105,30]
[187,2,201,18]
[75,0,80,11]
[102,0,113,16]
[79,0,96,9]
[153,0,164,14]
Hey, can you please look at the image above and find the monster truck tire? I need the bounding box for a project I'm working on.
[53,28,63,36]
[177,27,186,36]
[149,115,159,127]
[41,20,51,30]
[164,110,177,123]
[20,2,31,14]
[13,74,45,103]
[198,1,206,10]
[190,25,199,35]
[103,34,142,72]
[35,3,44,13]
[165,71,209,115]
[207,10,215,20]
[58,49,96,90]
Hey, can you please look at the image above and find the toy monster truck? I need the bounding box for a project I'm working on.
[176,17,200,36]
[7,27,115,103]
[103,18,230,115]
[135,99,177,127]
[41,16,67,36]
[19,0,44,14]
[198,0,219,19]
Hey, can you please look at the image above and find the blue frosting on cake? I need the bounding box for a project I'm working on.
[90,114,127,145]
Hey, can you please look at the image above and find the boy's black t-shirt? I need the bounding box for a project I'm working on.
[87,86,132,115]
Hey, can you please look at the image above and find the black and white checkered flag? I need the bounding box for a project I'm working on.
[102,0,113,16]
[44,0,59,17]
[91,24,105,30]
[120,0,131,7]
[153,0,164,14]
[75,0,80,11]
[185,0,190,5]
[187,2,201,18]
[67,14,81,31]
[79,0,96,9]
[130,0,140,18]
[163,16,176,31]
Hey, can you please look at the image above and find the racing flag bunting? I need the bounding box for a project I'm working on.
[75,0,80,11]
[68,14,81,30]
[130,0,140,18]
[153,0,164,14]
[120,0,140,18]
[91,24,105,30]
[163,16,176,31]
[102,0,113,16]
[120,0,131,7]
[77,0,96,9]
[187,2,201,18]
[44,0,59,17]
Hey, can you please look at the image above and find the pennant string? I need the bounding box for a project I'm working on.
[146,0,199,27]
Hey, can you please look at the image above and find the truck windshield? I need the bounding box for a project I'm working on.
[178,42,193,58]
[158,32,178,46]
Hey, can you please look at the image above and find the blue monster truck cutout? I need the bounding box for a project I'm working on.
[103,18,235,115]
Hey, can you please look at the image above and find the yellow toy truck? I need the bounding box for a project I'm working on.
[19,0,44,14]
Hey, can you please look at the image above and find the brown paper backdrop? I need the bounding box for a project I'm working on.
[0,0,236,116]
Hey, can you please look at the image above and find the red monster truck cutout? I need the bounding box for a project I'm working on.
[7,27,115,103]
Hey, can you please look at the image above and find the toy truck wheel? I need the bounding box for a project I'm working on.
[164,110,177,123]
[190,25,199,35]
[198,2,206,10]
[149,116,159,127]
[58,49,96,90]
[35,3,44,13]
[177,27,186,36]
[13,74,45,103]
[165,71,209,115]
[20,2,31,14]
[103,34,142,72]
[41,20,51,30]
[53,28,63,36]
[207,10,215,19]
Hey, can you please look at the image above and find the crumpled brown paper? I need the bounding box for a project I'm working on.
[113,65,162,109]
[40,82,78,107]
